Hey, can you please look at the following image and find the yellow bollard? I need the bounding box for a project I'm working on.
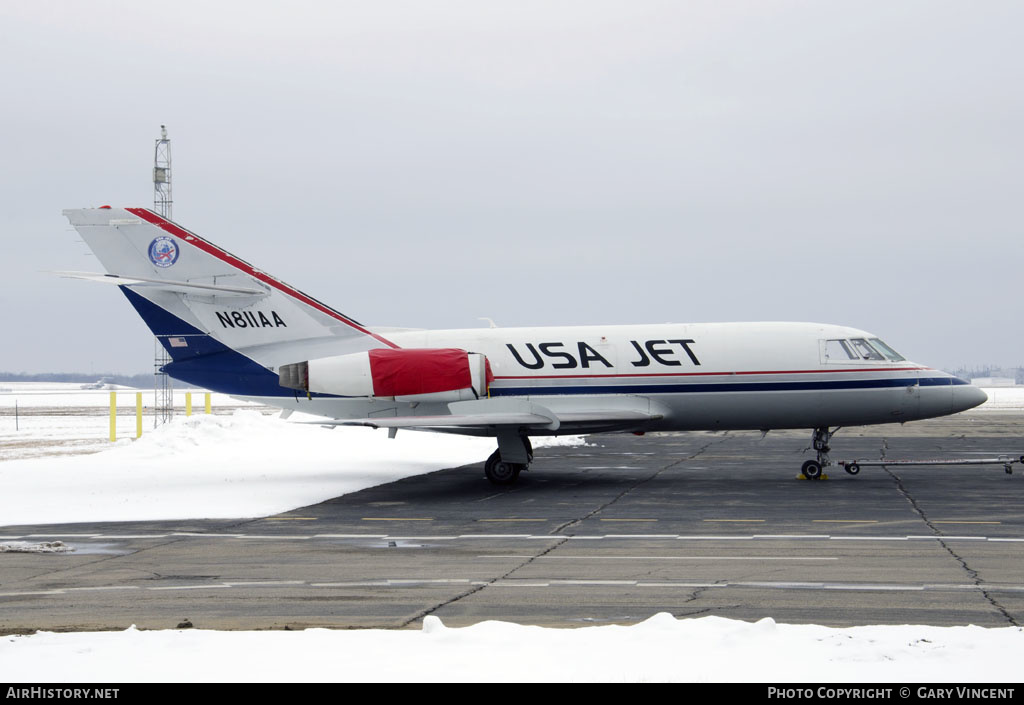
[205,392,211,414]
[109,391,117,442]
[136,392,143,439]
[186,392,192,416]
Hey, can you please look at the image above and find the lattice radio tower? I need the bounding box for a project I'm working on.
[153,125,174,426]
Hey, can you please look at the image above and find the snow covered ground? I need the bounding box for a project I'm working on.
[0,409,506,525]
[3,615,1023,683]
[0,382,587,524]
[0,383,258,461]
[1,384,1022,682]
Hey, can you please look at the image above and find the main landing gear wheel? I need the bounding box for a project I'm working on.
[484,450,525,486]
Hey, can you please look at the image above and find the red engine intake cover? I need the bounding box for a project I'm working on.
[368,348,477,397]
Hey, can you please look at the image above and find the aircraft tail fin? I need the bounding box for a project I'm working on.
[62,207,397,395]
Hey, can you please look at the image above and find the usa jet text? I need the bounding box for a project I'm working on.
[506,339,699,370]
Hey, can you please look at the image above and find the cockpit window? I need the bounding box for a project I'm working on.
[850,338,885,360]
[823,337,906,363]
[868,338,905,362]
[823,339,858,361]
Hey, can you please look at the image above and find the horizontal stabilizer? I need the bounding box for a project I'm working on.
[55,271,269,297]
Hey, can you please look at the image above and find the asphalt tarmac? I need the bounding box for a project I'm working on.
[3,411,1023,633]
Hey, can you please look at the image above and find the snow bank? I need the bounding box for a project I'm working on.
[0,411,466,524]
[1,613,1020,683]
[0,540,74,553]
[0,410,585,526]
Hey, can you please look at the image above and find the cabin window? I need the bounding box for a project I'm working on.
[850,338,885,361]
[823,339,857,361]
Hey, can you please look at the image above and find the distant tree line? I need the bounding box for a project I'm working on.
[0,372,199,388]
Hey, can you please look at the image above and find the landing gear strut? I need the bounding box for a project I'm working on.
[484,436,533,485]
[801,426,837,480]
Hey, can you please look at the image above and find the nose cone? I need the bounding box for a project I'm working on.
[952,383,988,413]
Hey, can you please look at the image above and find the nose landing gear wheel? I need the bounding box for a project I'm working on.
[800,426,839,480]
[801,460,823,480]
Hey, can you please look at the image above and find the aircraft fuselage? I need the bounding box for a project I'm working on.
[250,321,983,433]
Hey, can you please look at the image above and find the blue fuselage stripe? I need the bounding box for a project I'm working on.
[489,376,963,397]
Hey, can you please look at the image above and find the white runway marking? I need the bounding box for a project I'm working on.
[4,579,1024,600]
[5,532,1019,543]
[149,585,233,591]
[478,555,839,561]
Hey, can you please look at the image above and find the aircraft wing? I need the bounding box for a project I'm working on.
[311,399,661,432]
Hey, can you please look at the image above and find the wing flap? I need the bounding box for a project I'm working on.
[556,410,662,423]
[310,406,661,431]
[325,412,557,430]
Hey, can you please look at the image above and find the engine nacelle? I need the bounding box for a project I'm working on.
[279,348,493,402]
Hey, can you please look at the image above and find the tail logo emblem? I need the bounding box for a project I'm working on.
[148,236,179,268]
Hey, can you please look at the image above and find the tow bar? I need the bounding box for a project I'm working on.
[838,455,1024,476]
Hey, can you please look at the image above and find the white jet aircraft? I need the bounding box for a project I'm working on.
[62,207,987,484]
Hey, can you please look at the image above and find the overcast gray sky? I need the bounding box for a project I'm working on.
[2,1,1022,374]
